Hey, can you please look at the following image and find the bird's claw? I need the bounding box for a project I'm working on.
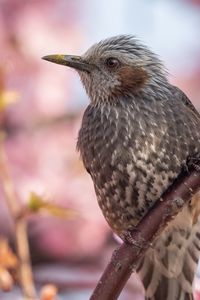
[187,156,200,172]
[120,229,148,249]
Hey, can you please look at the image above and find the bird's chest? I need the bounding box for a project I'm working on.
[78,104,137,182]
[77,104,182,234]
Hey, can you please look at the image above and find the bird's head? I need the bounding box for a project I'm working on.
[43,35,168,104]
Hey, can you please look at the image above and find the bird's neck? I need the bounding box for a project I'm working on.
[89,78,171,107]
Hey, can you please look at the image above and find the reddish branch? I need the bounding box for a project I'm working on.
[90,167,200,300]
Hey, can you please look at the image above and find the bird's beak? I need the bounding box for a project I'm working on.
[42,54,93,73]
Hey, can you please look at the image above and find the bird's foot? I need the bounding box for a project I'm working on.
[120,229,148,249]
[187,156,200,172]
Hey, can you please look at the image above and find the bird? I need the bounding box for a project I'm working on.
[43,35,200,300]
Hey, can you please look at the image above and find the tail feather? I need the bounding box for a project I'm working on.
[137,205,200,300]
[144,277,194,300]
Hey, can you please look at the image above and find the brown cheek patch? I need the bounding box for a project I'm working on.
[115,66,148,95]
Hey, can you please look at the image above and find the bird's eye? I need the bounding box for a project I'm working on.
[105,57,120,69]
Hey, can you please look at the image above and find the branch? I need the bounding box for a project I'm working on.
[90,166,200,300]
[0,137,37,300]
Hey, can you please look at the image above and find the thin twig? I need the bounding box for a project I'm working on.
[90,167,200,300]
[0,138,37,299]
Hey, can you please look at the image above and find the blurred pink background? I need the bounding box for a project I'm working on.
[0,0,200,299]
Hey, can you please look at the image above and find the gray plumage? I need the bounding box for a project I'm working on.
[43,35,200,300]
